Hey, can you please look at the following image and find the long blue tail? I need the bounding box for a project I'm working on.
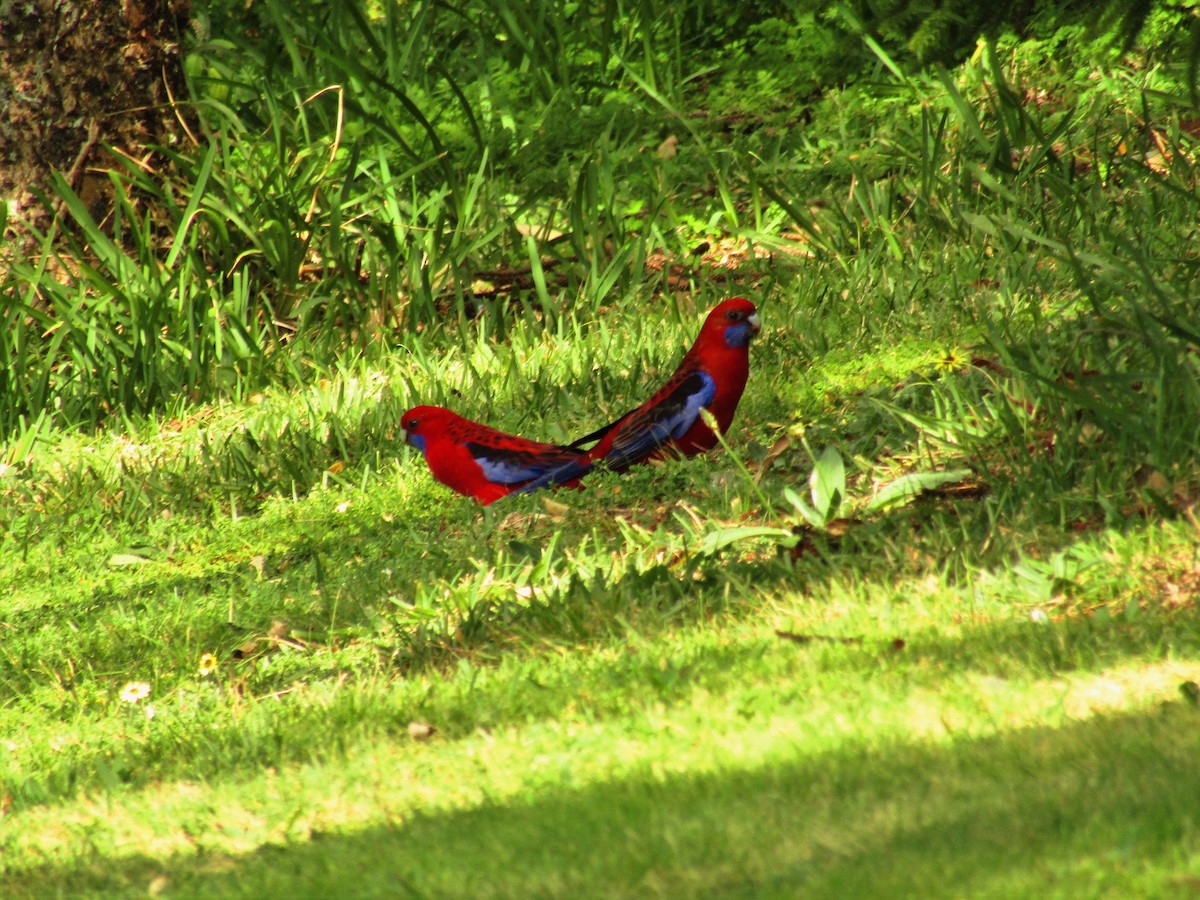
[509,457,595,496]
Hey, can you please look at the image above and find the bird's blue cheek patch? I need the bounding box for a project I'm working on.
[724,322,752,348]
[408,434,428,454]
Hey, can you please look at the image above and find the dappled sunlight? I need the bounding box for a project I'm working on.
[5,645,1199,895]
[900,659,1200,740]
[4,0,1200,894]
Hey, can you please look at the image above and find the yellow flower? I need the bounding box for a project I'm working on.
[198,652,218,677]
[119,681,151,703]
[934,347,966,374]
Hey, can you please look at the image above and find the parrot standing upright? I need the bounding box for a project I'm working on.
[512,297,761,494]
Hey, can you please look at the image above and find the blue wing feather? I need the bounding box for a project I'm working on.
[467,443,579,485]
[601,370,715,470]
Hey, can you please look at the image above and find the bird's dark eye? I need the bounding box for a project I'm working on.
[405,418,419,430]
[727,310,744,321]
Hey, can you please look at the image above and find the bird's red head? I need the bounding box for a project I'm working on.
[700,297,761,349]
[401,405,458,454]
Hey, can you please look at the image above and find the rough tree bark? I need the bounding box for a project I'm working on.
[0,0,192,240]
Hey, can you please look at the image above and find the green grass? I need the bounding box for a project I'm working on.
[4,3,1200,896]
[3,492,1200,896]
[3,278,1199,894]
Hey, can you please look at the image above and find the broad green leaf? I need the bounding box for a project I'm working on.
[866,469,974,512]
[809,446,845,520]
[783,487,826,529]
[108,553,154,567]
[696,526,797,556]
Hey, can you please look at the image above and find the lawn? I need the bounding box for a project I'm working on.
[2,2,1199,896]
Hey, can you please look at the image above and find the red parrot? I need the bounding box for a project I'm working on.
[400,405,586,505]
[513,297,761,494]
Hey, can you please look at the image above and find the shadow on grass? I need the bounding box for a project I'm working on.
[5,567,1198,826]
[5,473,1195,822]
[6,699,1199,898]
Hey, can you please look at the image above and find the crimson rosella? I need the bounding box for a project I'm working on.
[400,405,585,505]
[513,297,761,494]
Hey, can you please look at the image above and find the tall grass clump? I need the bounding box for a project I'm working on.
[2,0,818,440]
[745,25,1200,520]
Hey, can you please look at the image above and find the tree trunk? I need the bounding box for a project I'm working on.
[0,0,192,240]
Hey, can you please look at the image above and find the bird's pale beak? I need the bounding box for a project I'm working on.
[748,313,762,335]
[399,428,408,444]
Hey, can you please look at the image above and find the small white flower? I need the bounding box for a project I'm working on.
[120,681,151,703]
